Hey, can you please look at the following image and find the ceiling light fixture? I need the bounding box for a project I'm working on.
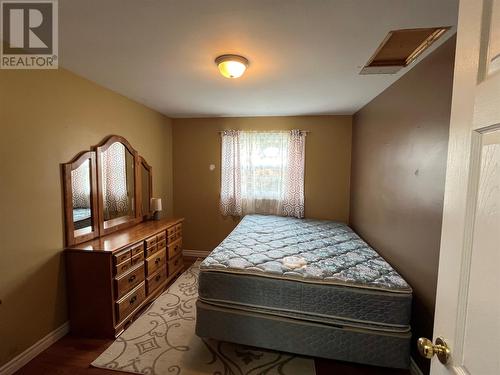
[215,54,249,79]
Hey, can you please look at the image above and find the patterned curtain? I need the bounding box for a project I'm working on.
[71,159,91,209]
[281,130,306,218]
[220,130,306,218]
[220,130,242,216]
[102,142,129,220]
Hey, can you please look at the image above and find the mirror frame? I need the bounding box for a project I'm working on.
[95,135,141,236]
[62,135,154,246]
[62,151,99,246]
[139,156,153,220]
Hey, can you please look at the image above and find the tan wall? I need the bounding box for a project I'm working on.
[350,37,456,373]
[172,116,352,251]
[0,69,173,367]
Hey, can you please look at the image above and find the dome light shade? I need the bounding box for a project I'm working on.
[215,54,249,78]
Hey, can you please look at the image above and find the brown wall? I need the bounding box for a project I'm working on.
[173,116,352,251]
[0,69,173,367]
[350,37,456,372]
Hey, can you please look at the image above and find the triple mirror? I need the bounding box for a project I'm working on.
[62,135,153,246]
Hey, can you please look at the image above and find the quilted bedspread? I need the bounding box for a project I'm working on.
[200,215,411,292]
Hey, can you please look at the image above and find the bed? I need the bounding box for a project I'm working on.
[195,215,412,369]
[72,208,92,230]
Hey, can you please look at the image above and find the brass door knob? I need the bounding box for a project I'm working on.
[417,337,450,365]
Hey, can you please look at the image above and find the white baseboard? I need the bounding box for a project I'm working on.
[183,249,210,258]
[0,321,69,375]
[410,356,425,375]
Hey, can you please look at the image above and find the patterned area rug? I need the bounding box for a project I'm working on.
[92,261,316,375]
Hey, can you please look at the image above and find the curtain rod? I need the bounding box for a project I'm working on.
[217,130,311,134]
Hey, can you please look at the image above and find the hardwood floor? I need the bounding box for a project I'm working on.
[15,335,410,375]
[14,257,410,375]
[315,358,410,375]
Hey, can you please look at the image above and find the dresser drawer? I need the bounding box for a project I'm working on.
[130,242,144,257]
[146,267,167,295]
[145,249,166,276]
[166,227,176,240]
[114,249,131,265]
[145,243,159,258]
[115,259,132,276]
[145,235,157,249]
[167,238,182,259]
[115,282,146,323]
[157,238,166,251]
[130,252,144,267]
[175,224,182,240]
[168,253,183,276]
[115,264,145,299]
[157,231,166,242]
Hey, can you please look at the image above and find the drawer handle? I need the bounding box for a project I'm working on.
[121,264,128,270]
[129,296,137,304]
[174,259,179,266]
[155,257,161,264]
[128,275,136,283]
[155,274,161,282]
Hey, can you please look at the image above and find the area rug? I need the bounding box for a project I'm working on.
[91,260,316,375]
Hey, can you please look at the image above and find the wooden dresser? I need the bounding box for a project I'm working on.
[65,218,184,337]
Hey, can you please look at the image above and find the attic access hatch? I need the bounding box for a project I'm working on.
[360,27,450,74]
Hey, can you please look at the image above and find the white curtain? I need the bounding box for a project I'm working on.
[220,130,306,218]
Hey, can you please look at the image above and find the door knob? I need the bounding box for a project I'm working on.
[417,337,450,365]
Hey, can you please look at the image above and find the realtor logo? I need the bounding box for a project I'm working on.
[1,0,58,69]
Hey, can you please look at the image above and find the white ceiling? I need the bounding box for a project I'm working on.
[59,0,458,118]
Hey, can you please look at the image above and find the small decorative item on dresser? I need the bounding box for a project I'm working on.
[151,198,162,220]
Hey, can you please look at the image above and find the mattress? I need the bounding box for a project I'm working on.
[196,300,411,369]
[199,214,412,327]
[73,208,92,230]
[73,208,91,222]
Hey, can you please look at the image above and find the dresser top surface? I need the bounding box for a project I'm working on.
[65,218,183,253]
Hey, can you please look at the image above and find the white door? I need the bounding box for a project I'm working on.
[421,0,500,374]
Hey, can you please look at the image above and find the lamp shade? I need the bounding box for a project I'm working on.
[151,197,162,211]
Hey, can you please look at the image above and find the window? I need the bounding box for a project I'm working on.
[220,130,306,218]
